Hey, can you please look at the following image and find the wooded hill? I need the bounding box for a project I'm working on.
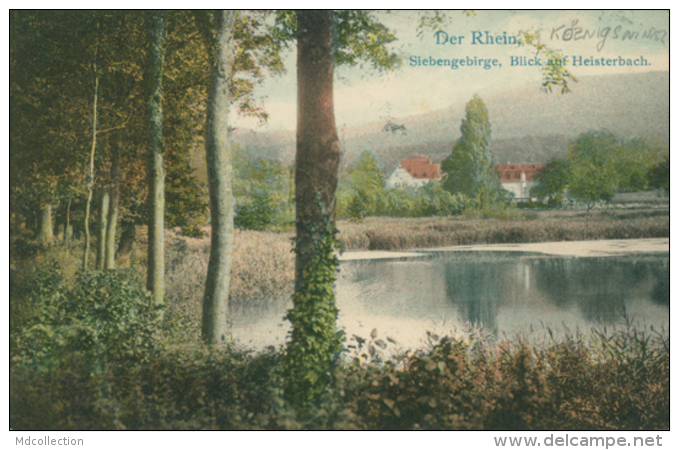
[193,71,668,179]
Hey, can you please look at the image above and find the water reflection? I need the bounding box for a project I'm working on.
[231,251,669,350]
[532,255,667,323]
[339,251,669,341]
[443,257,509,333]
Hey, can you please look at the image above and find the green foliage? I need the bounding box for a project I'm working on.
[336,151,472,220]
[337,151,386,221]
[532,131,668,209]
[181,223,206,238]
[531,157,572,205]
[442,95,507,209]
[284,227,344,410]
[648,153,669,193]
[566,131,624,210]
[233,146,294,230]
[518,31,578,94]
[386,183,472,217]
[338,182,471,220]
[271,10,400,72]
[614,138,666,192]
[13,270,163,372]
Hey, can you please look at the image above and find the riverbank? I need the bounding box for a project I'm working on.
[338,207,669,251]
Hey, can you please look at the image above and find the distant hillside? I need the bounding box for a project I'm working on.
[191,71,668,181]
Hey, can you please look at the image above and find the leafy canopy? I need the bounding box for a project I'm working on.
[270,10,400,71]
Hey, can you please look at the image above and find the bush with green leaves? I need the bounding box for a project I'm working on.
[13,270,163,371]
[382,183,472,217]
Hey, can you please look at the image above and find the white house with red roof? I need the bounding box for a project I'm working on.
[494,163,546,201]
[386,157,546,202]
[386,156,442,189]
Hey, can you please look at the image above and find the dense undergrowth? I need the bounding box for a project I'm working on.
[10,209,669,430]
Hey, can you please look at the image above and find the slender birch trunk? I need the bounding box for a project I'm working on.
[96,189,109,270]
[199,10,237,345]
[146,10,166,306]
[83,69,99,270]
[105,135,121,270]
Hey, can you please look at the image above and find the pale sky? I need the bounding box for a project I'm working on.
[230,10,669,131]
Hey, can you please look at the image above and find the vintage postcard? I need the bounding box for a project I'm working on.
[9,9,669,440]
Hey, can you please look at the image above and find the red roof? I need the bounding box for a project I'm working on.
[494,163,546,182]
[401,156,442,180]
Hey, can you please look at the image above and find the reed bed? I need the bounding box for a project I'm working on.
[338,208,669,251]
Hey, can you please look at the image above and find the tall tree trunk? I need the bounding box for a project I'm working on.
[105,134,121,270]
[83,69,99,270]
[37,203,54,244]
[96,189,109,270]
[294,11,341,285]
[200,10,237,345]
[146,10,166,306]
[284,10,343,407]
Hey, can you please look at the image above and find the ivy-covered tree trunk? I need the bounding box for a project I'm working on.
[96,189,109,270]
[200,10,237,345]
[284,10,344,407]
[146,10,166,306]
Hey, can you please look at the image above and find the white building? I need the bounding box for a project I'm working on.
[386,156,442,189]
[494,163,546,202]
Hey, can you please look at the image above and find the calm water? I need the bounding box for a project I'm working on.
[231,251,669,350]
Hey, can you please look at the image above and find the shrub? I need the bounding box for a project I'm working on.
[13,270,163,371]
[378,184,471,218]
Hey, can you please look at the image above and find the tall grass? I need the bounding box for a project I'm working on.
[338,208,669,251]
